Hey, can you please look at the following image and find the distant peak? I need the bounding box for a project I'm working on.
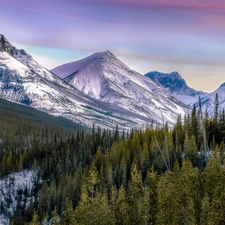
[170,71,181,77]
[219,82,225,88]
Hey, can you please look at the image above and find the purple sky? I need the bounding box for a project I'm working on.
[1,0,225,92]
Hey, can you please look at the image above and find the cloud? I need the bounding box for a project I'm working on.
[71,0,225,10]
[115,49,225,68]
[0,0,108,23]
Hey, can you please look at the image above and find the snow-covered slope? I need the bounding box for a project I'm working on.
[52,51,190,125]
[199,83,225,115]
[145,71,207,105]
[0,34,165,129]
[0,35,55,81]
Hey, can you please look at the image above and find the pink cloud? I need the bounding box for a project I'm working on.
[73,0,225,10]
[0,0,108,23]
[115,49,225,67]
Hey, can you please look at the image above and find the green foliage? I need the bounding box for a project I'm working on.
[29,211,41,225]
[3,100,225,224]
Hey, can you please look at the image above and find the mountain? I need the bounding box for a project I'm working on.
[52,51,190,125]
[145,71,207,105]
[198,83,225,115]
[0,34,160,130]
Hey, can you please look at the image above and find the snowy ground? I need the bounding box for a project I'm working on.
[0,170,36,225]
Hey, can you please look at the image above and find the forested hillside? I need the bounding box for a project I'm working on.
[1,96,225,224]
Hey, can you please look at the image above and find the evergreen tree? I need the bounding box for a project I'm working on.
[184,135,197,166]
[38,181,49,219]
[29,211,41,225]
[209,167,225,225]
[200,194,210,225]
[145,166,157,225]
[74,185,91,224]
[51,208,61,225]
[116,185,129,225]
[128,164,142,224]
[63,201,75,225]
[87,163,99,199]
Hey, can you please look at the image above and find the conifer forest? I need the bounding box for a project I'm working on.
[1,97,225,225]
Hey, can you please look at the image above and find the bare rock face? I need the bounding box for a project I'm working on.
[0,34,12,52]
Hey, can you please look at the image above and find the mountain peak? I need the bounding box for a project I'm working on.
[0,34,13,52]
[145,71,186,87]
[93,50,117,60]
[219,82,225,88]
[170,71,182,78]
[145,70,206,105]
[145,70,190,93]
[103,50,115,56]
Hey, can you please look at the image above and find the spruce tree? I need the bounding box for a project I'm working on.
[29,211,41,225]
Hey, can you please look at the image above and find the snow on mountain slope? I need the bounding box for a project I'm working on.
[0,34,56,82]
[52,52,101,79]
[198,82,225,115]
[52,51,190,125]
[145,71,207,105]
[0,34,164,129]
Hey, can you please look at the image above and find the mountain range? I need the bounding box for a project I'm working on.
[0,33,224,130]
[52,50,189,125]
[145,71,207,106]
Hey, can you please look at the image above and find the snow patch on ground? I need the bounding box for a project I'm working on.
[0,170,36,225]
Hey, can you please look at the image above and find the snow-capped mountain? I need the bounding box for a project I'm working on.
[0,35,55,81]
[199,83,225,115]
[145,71,207,105]
[0,34,160,129]
[52,51,190,125]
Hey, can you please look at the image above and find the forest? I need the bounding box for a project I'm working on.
[1,95,225,225]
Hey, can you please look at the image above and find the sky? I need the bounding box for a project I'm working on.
[1,0,225,92]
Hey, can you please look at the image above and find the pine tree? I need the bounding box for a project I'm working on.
[128,164,142,224]
[204,155,221,200]
[157,171,179,225]
[29,211,41,225]
[200,194,210,225]
[63,201,75,225]
[87,163,99,199]
[38,180,49,219]
[140,141,150,180]
[109,186,117,225]
[208,167,225,225]
[184,135,197,166]
[74,184,91,224]
[92,190,110,225]
[116,185,129,225]
[145,166,157,224]
[180,160,198,225]
[51,207,61,225]
[138,188,151,225]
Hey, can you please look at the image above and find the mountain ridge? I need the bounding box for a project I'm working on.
[3,33,224,129]
[1,34,160,129]
[52,50,190,125]
[145,70,207,105]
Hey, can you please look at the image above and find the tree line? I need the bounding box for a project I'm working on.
[0,94,225,224]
